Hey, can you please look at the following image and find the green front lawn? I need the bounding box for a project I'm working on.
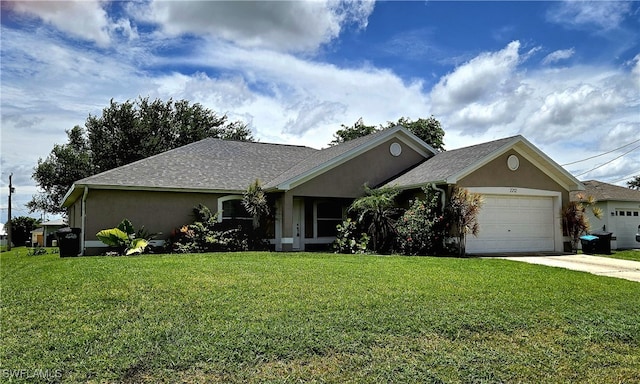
[1,249,639,383]
[605,249,640,262]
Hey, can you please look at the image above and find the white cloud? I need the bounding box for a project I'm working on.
[6,0,114,46]
[547,1,632,31]
[134,0,375,52]
[542,48,575,65]
[429,41,525,133]
[528,84,624,128]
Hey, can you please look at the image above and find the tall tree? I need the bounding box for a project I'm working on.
[5,216,40,247]
[329,116,446,151]
[627,175,640,190]
[329,118,377,146]
[385,116,445,151]
[30,97,252,215]
[87,97,253,172]
[28,126,93,214]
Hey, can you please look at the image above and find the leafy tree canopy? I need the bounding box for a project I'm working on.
[5,216,40,247]
[30,97,252,215]
[329,116,445,151]
[329,118,377,146]
[627,175,640,190]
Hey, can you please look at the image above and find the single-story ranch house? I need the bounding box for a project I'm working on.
[571,180,640,250]
[61,126,583,255]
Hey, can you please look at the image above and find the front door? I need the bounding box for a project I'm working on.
[293,198,304,250]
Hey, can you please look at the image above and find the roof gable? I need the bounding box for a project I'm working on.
[387,135,583,192]
[265,126,438,190]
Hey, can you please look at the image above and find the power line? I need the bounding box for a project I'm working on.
[574,144,640,177]
[561,138,640,166]
[609,171,640,184]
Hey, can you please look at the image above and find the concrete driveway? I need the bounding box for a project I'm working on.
[497,254,640,282]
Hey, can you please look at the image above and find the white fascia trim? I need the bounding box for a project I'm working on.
[446,136,521,184]
[75,184,241,195]
[447,136,583,192]
[277,126,437,191]
[61,183,79,208]
[387,180,449,191]
[513,136,584,191]
[465,186,561,198]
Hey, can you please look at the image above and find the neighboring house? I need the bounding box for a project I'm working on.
[30,228,43,246]
[61,126,583,255]
[0,223,7,248]
[30,219,68,247]
[571,180,640,249]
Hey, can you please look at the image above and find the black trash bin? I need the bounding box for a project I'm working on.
[590,230,612,255]
[56,227,81,257]
[580,235,598,254]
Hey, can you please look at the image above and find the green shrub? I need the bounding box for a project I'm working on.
[96,219,156,256]
[396,186,448,256]
[169,205,251,253]
[333,218,369,254]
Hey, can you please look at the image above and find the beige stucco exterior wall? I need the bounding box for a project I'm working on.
[291,139,426,198]
[67,199,82,228]
[82,189,222,254]
[458,150,570,204]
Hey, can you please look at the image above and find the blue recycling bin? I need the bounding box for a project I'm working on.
[580,234,598,254]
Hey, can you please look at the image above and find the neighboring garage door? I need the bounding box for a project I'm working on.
[466,195,555,254]
[614,209,640,249]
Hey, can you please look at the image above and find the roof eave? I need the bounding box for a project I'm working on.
[61,183,247,208]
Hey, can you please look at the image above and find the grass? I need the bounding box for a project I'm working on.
[605,249,640,262]
[1,248,639,383]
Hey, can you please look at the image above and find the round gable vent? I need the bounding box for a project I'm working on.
[507,154,520,171]
[390,142,402,157]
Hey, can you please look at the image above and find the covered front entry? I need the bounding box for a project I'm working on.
[466,191,558,254]
[278,196,350,251]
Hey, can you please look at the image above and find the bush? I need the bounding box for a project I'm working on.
[169,204,252,253]
[96,219,157,256]
[396,186,448,256]
[333,218,369,254]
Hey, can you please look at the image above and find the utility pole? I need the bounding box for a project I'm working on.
[7,173,14,251]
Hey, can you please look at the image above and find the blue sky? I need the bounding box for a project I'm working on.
[1,0,639,221]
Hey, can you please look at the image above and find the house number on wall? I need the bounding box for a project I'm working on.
[509,188,518,193]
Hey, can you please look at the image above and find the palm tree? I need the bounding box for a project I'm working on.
[562,193,603,253]
[447,187,484,257]
[242,179,270,230]
[349,185,400,253]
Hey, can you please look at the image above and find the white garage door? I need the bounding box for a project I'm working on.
[614,209,640,249]
[466,195,555,254]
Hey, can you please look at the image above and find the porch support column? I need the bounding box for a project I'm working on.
[280,191,294,252]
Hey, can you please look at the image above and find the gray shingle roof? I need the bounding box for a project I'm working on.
[387,136,518,187]
[571,180,640,202]
[76,138,318,191]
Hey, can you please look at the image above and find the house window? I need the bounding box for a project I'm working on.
[218,196,252,223]
[634,212,639,217]
[316,200,345,237]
